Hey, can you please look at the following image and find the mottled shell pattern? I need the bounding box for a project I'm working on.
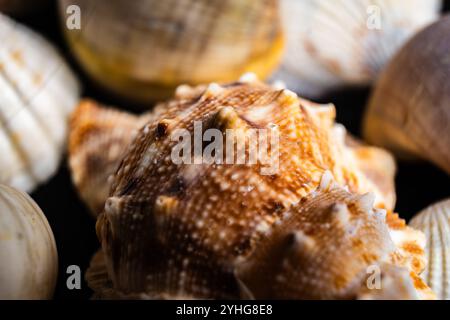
[70,77,432,299]
[0,13,80,192]
[0,184,58,299]
[58,0,283,104]
[274,0,442,98]
[69,101,153,215]
[410,199,450,300]
[364,15,450,175]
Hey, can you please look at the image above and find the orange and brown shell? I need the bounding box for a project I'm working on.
[68,77,432,299]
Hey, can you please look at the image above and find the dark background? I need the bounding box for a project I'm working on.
[7,1,450,299]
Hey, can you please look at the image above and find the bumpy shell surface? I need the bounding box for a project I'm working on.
[0,184,58,299]
[69,100,153,215]
[274,0,441,98]
[364,15,450,174]
[410,199,450,300]
[80,79,430,299]
[0,13,80,192]
[58,0,283,104]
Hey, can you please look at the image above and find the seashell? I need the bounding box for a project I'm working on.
[72,78,431,299]
[0,13,80,192]
[57,0,283,105]
[0,0,50,16]
[274,0,442,98]
[0,184,58,299]
[69,100,153,216]
[410,199,450,300]
[363,15,450,174]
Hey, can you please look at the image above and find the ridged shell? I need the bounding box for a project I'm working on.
[0,184,58,299]
[363,15,450,174]
[58,0,283,104]
[410,199,450,300]
[76,79,430,299]
[274,0,441,98]
[0,13,80,192]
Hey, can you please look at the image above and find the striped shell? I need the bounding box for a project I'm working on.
[410,199,450,300]
[363,15,450,174]
[0,13,80,193]
[71,78,432,299]
[0,184,58,299]
[58,0,283,105]
[274,0,441,98]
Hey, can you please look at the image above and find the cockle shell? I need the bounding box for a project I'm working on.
[363,15,450,175]
[274,0,442,98]
[410,199,450,300]
[58,0,283,104]
[0,184,58,299]
[71,78,431,299]
[0,13,80,192]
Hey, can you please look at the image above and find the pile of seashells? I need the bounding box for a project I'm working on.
[0,0,449,300]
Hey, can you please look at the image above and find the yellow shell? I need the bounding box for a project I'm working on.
[363,15,450,174]
[67,78,431,299]
[410,199,450,300]
[58,0,283,104]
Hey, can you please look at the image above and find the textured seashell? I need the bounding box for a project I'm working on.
[0,13,80,192]
[69,100,153,215]
[363,15,450,175]
[72,78,431,299]
[274,0,442,98]
[58,0,283,104]
[0,184,58,299]
[410,199,450,300]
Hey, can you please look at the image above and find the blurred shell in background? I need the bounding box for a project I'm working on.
[58,0,283,105]
[0,13,80,193]
[0,184,58,299]
[0,0,50,16]
[410,199,450,300]
[363,15,450,175]
[274,0,442,98]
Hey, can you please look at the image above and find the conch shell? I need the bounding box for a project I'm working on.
[68,78,432,299]
[0,13,80,192]
[58,0,283,104]
[275,0,442,98]
[0,184,58,299]
[410,199,450,300]
[363,15,450,175]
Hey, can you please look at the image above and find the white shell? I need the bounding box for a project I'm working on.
[274,0,442,98]
[0,184,58,299]
[410,199,450,300]
[0,13,80,193]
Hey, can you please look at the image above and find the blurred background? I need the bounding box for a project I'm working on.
[2,1,449,299]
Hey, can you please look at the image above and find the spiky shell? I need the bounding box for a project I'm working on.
[0,13,80,192]
[58,0,283,104]
[0,184,58,299]
[363,15,450,175]
[69,100,154,216]
[274,0,441,98]
[410,199,450,300]
[77,79,430,299]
